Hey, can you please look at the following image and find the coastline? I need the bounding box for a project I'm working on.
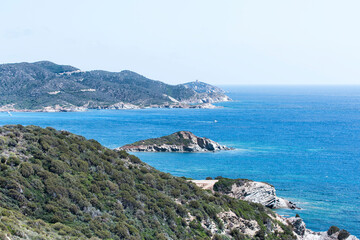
[0,102,227,113]
[190,179,298,209]
[190,179,358,240]
[1,89,359,237]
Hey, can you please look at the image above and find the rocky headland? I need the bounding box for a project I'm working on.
[116,131,233,152]
[191,179,358,240]
[191,178,298,209]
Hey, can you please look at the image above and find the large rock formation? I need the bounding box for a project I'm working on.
[224,179,299,209]
[116,131,233,152]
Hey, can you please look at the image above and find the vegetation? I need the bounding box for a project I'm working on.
[213,178,251,194]
[327,226,340,235]
[338,230,350,240]
[0,61,229,110]
[126,131,193,147]
[0,125,296,239]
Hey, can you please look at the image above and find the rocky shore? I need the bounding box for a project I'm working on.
[224,180,299,209]
[191,179,298,209]
[191,179,358,240]
[0,102,221,112]
[116,131,233,152]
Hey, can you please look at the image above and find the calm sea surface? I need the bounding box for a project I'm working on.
[0,86,359,236]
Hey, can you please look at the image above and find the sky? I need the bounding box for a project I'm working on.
[0,0,360,85]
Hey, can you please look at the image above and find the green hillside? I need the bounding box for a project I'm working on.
[0,125,295,239]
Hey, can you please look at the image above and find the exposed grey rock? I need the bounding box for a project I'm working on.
[180,80,232,104]
[225,180,299,209]
[288,217,306,236]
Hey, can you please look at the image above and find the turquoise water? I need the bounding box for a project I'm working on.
[0,86,359,236]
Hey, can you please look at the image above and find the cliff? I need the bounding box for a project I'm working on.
[116,131,233,152]
[192,179,298,209]
[0,61,231,112]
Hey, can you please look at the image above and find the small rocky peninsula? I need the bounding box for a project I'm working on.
[191,178,298,209]
[116,131,233,152]
[191,178,358,240]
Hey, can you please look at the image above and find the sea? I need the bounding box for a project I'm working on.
[0,86,359,236]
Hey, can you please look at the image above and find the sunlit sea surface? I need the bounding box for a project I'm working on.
[1,86,359,236]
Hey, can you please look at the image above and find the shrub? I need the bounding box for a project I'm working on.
[49,160,68,174]
[129,155,141,164]
[19,162,34,177]
[338,230,350,240]
[230,229,247,240]
[255,228,266,240]
[7,155,20,166]
[213,178,236,193]
[327,226,340,235]
[189,200,200,209]
[189,220,202,230]
[7,139,17,147]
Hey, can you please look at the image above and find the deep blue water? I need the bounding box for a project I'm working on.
[0,86,359,236]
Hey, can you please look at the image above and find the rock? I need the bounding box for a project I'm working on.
[288,217,306,236]
[116,131,233,152]
[148,102,220,109]
[108,102,140,109]
[222,179,299,209]
[191,179,299,210]
[191,178,358,240]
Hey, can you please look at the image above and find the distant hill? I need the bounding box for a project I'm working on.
[0,61,230,111]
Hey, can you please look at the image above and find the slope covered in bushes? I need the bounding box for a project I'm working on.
[0,125,295,239]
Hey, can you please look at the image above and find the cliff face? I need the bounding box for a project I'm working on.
[117,131,233,152]
[226,180,298,209]
[193,179,298,209]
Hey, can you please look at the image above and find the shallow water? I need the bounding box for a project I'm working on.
[0,86,359,236]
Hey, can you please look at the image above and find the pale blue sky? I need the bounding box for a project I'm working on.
[1,0,359,85]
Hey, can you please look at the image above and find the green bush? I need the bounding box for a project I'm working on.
[327,226,340,235]
[338,230,350,240]
[19,162,34,177]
